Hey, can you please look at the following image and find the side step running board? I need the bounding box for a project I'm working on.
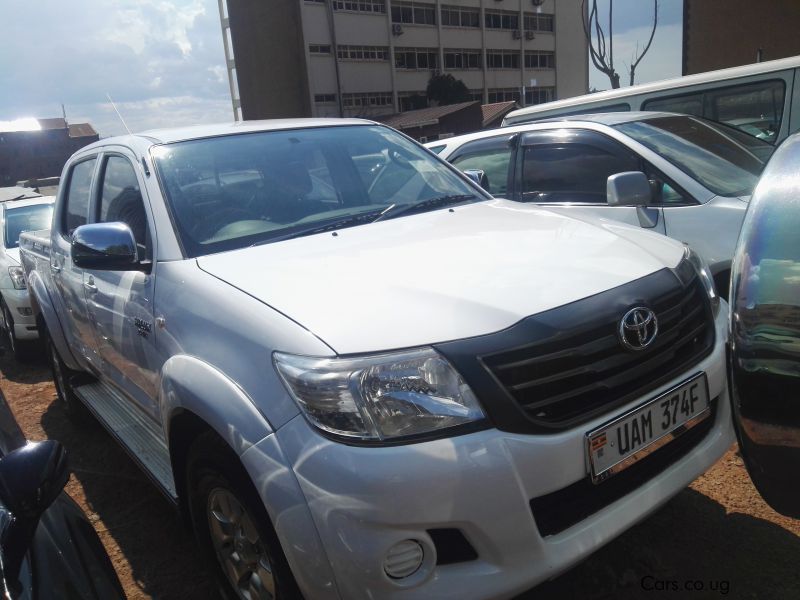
[73,381,177,498]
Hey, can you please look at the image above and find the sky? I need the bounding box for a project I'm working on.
[0,0,682,138]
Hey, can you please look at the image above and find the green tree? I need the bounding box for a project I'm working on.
[426,74,471,106]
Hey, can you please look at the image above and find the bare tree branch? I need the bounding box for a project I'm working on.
[629,0,659,85]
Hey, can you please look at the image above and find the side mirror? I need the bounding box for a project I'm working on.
[462,169,490,191]
[0,441,69,583]
[72,222,138,270]
[607,171,651,207]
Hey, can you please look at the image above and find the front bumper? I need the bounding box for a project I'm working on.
[2,287,38,340]
[264,304,733,599]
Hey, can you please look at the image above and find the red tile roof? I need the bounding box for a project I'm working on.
[481,101,519,128]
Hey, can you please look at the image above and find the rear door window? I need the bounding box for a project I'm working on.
[449,135,516,196]
[62,158,97,236]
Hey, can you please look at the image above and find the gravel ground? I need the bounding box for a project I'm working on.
[2,351,798,600]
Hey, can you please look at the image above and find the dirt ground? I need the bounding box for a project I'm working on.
[2,350,799,600]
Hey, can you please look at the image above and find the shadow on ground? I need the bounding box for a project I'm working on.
[38,387,219,599]
[518,486,800,599]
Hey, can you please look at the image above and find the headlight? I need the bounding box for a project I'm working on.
[8,267,26,290]
[274,347,485,442]
[680,246,719,316]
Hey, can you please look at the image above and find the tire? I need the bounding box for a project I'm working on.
[1,300,36,361]
[47,335,90,420]
[187,433,302,600]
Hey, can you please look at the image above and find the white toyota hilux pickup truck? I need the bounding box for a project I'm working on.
[20,119,733,600]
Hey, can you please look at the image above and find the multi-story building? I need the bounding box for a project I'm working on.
[218,0,588,120]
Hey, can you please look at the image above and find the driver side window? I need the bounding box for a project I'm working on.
[98,156,150,259]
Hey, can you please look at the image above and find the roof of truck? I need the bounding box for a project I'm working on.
[86,119,376,149]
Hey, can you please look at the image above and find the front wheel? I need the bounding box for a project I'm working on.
[187,434,301,600]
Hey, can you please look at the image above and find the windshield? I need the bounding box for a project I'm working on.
[4,204,53,249]
[614,115,769,197]
[152,125,484,257]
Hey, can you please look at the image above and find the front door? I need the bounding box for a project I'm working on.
[84,152,159,418]
[512,130,666,234]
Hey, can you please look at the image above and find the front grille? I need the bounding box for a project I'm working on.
[481,275,713,429]
[434,267,716,433]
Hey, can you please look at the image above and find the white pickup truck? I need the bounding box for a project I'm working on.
[20,120,733,600]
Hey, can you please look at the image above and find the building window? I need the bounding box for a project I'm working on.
[524,13,554,32]
[333,0,386,14]
[305,0,326,3]
[337,45,389,61]
[314,94,337,103]
[468,89,484,102]
[524,51,555,69]
[486,50,520,70]
[443,49,481,70]
[309,44,332,55]
[488,87,521,103]
[441,5,479,28]
[525,87,555,105]
[342,92,393,108]
[395,47,438,70]
[392,1,436,25]
[485,10,519,30]
[398,91,428,112]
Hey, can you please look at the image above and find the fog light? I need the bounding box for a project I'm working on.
[17,307,32,317]
[383,539,424,579]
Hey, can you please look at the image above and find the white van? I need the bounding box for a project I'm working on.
[503,55,800,145]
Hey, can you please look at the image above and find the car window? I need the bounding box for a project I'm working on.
[63,158,96,236]
[451,148,512,196]
[641,80,785,144]
[99,156,149,257]
[615,115,767,197]
[4,204,53,249]
[427,145,446,155]
[152,125,484,258]
[520,142,639,203]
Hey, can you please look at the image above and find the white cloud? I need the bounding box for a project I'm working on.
[0,0,230,137]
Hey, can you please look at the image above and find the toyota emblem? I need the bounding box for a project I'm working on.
[619,307,658,351]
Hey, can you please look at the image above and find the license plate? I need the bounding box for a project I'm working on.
[586,373,710,484]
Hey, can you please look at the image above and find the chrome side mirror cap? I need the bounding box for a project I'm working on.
[607,171,651,207]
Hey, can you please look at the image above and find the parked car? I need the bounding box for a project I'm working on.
[729,130,800,518]
[0,196,54,359]
[501,54,800,146]
[427,112,772,297]
[0,387,124,598]
[21,119,733,599]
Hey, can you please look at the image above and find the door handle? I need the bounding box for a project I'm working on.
[50,263,62,273]
[84,278,98,294]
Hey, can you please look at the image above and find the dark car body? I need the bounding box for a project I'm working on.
[729,131,800,517]
[0,389,124,598]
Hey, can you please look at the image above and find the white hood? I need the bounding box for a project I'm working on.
[197,199,684,355]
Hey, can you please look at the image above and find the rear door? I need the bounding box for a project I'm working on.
[50,156,103,371]
[84,151,159,417]
[512,129,666,233]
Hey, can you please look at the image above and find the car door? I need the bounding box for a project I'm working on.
[84,151,159,418]
[50,156,103,371]
[512,130,666,234]
[729,134,800,518]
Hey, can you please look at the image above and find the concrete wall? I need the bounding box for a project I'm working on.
[226,0,312,119]
[683,0,800,75]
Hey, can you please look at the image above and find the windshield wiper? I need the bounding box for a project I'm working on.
[249,208,388,247]
[371,194,477,223]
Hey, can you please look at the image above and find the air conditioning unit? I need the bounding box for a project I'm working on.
[512,29,521,39]
[525,30,535,40]
[392,23,404,35]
